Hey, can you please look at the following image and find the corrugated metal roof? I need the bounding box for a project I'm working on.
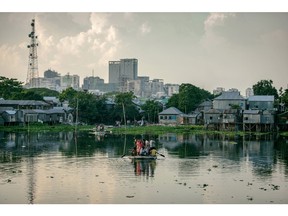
[198,100,212,107]
[243,110,260,114]
[159,107,183,115]
[0,100,50,106]
[223,109,238,114]
[4,110,16,115]
[205,109,222,114]
[248,95,274,102]
[214,91,245,100]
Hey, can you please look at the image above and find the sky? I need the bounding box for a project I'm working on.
[0,2,288,97]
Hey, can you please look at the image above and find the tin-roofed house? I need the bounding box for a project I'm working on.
[204,109,222,130]
[158,107,184,125]
[0,100,51,110]
[221,109,241,131]
[261,110,275,132]
[213,91,246,110]
[243,110,261,132]
[246,95,275,132]
[248,95,275,111]
[0,109,24,126]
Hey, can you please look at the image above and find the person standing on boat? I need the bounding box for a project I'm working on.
[136,139,143,155]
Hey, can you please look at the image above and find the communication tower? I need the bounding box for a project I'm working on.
[26,19,39,88]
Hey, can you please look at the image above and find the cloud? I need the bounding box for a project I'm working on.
[33,13,121,77]
[139,22,151,35]
[0,44,26,81]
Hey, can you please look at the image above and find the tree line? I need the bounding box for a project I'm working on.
[1,76,288,125]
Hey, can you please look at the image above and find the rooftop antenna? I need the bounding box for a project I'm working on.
[26,18,39,88]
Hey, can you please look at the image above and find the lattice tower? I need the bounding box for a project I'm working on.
[26,19,39,87]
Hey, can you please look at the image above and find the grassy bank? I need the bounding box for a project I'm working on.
[111,125,249,136]
[1,124,286,137]
[0,123,94,133]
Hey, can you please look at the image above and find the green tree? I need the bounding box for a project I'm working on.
[25,88,59,97]
[59,87,78,104]
[279,87,288,110]
[252,79,279,99]
[113,92,139,125]
[166,93,179,108]
[12,90,43,101]
[167,83,213,113]
[0,76,23,99]
[59,88,108,124]
[141,99,163,123]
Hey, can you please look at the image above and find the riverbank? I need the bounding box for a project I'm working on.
[1,124,287,137]
[0,123,94,132]
[110,125,286,137]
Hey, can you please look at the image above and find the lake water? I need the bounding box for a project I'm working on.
[0,130,288,204]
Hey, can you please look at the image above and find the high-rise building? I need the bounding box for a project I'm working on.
[109,58,138,91]
[82,76,105,90]
[60,73,80,91]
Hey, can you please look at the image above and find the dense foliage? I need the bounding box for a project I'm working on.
[141,99,163,123]
[0,76,23,99]
[252,79,279,99]
[167,83,213,113]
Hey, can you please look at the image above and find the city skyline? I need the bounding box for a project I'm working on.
[0,12,288,95]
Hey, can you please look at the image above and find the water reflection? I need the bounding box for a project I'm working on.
[0,130,288,204]
[132,159,156,178]
[158,133,288,178]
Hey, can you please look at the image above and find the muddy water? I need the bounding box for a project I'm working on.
[0,131,287,204]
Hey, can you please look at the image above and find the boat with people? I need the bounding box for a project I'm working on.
[127,155,157,160]
[122,138,165,160]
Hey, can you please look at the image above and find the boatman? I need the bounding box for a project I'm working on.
[150,148,157,157]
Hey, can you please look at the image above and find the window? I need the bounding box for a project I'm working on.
[210,116,213,120]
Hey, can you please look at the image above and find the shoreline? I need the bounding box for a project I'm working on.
[1,124,287,137]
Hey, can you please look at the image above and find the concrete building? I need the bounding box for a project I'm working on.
[60,73,80,91]
[149,79,165,98]
[109,58,138,92]
[82,76,105,91]
[165,84,179,97]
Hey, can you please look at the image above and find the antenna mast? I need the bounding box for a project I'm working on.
[26,18,39,88]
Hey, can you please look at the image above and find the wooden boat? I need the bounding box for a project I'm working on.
[127,155,157,160]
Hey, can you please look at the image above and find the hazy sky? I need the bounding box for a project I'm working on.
[0,12,287,94]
